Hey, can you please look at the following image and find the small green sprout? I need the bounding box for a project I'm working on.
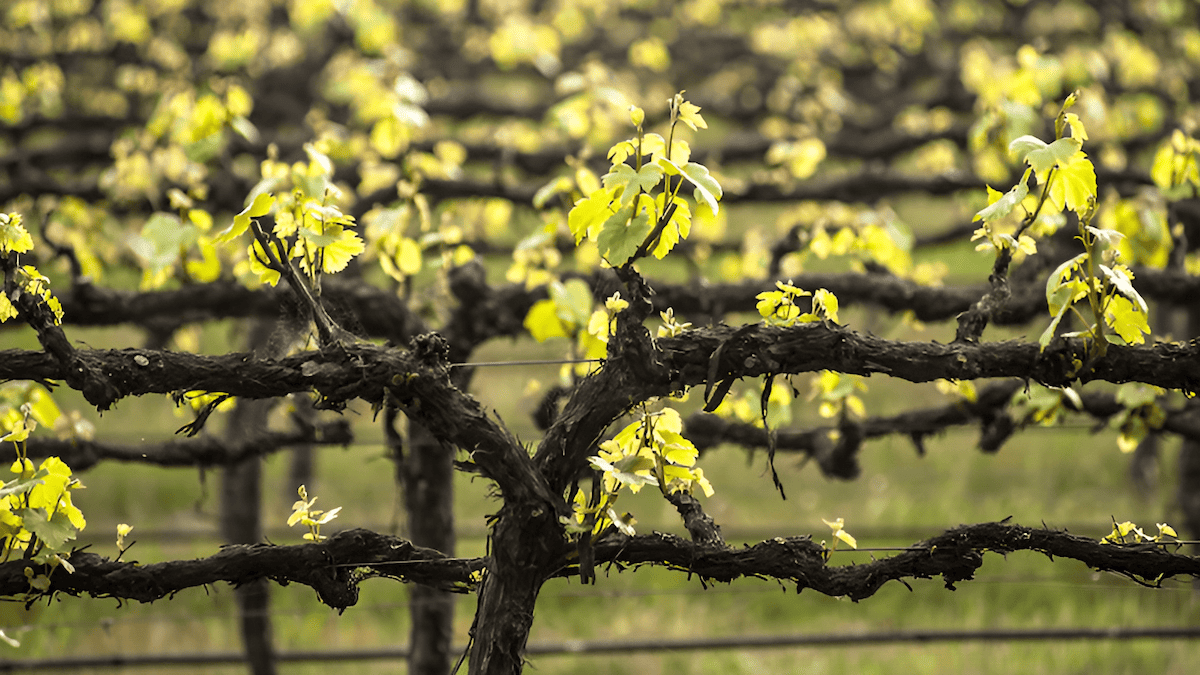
[287,485,341,542]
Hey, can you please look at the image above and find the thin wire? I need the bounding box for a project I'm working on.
[449,358,604,368]
[6,626,1200,670]
[832,541,1200,551]
[331,558,478,568]
[840,546,929,552]
[7,575,1194,636]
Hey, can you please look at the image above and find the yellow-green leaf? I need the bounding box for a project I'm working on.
[602,163,664,206]
[822,517,857,549]
[568,186,618,244]
[524,299,569,342]
[974,176,1030,222]
[1050,152,1096,215]
[247,240,282,286]
[658,429,698,466]
[397,237,422,276]
[533,176,573,209]
[1063,112,1088,142]
[677,100,707,131]
[1010,135,1080,173]
[628,105,645,127]
[834,528,857,549]
[678,161,722,216]
[0,212,32,254]
[812,289,839,323]
[650,195,691,259]
[217,193,275,243]
[1099,264,1147,313]
[549,278,595,328]
[0,293,16,323]
[1105,294,1150,345]
[596,200,653,266]
[607,139,637,165]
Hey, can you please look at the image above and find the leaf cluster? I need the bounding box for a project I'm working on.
[573,407,712,539]
[286,484,341,543]
[565,93,721,267]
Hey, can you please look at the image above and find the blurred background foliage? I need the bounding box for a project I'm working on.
[2,0,1200,673]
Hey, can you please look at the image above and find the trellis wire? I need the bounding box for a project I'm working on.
[2,627,1199,671]
[449,358,604,368]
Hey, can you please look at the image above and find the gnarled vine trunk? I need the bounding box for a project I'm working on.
[466,508,561,675]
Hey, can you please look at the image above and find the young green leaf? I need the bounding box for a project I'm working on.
[1150,130,1200,190]
[568,186,618,244]
[602,163,664,207]
[1049,153,1096,215]
[1044,253,1086,315]
[549,278,595,328]
[1010,135,1080,173]
[247,240,283,286]
[658,429,698,466]
[524,299,570,342]
[596,200,654,266]
[0,212,32,254]
[1039,290,1074,349]
[0,294,16,323]
[811,289,840,323]
[216,192,276,243]
[1099,264,1147,313]
[974,178,1030,222]
[533,176,574,208]
[677,100,707,131]
[588,456,658,490]
[295,226,365,275]
[1062,112,1088,142]
[679,162,722,216]
[1105,294,1150,345]
[821,517,858,550]
[15,507,79,551]
[397,237,422,275]
[650,194,691,259]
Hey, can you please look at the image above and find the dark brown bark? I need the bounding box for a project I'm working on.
[9,321,1200,415]
[393,417,458,675]
[10,522,1198,607]
[1179,309,1200,572]
[12,266,1200,341]
[466,508,560,675]
[220,319,282,675]
[0,528,477,603]
[22,420,351,470]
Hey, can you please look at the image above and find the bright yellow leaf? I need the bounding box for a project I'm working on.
[524,299,569,342]
[677,100,707,131]
[216,193,275,243]
[0,212,33,254]
[1050,152,1096,216]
